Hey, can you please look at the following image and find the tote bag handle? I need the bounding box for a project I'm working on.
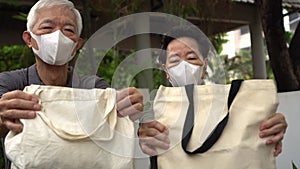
[181,79,243,154]
[27,85,117,141]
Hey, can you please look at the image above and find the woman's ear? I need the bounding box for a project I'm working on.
[162,64,170,80]
[201,58,208,79]
[22,31,33,48]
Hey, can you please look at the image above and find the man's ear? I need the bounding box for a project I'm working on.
[75,38,83,51]
[162,64,170,80]
[201,58,208,79]
[22,31,33,48]
[71,38,83,56]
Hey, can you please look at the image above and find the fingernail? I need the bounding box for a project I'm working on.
[266,140,273,144]
[33,104,41,110]
[259,133,264,137]
[28,111,36,117]
[31,97,39,102]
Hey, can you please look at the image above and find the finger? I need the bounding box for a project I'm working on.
[141,120,168,133]
[116,87,142,103]
[139,125,169,143]
[4,120,23,133]
[4,99,41,111]
[259,123,285,138]
[265,132,284,145]
[273,141,282,157]
[1,109,36,119]
[139,126,168,140]
[117,96,143,113]
[1,90,39,102]
[140,137,169,150]
[140,143,157,156]
[129,112,143,121]
[260,113,286,131]
[116,88,143,111]
[154,130,170,144]
[118,102,143,120]
[116,88,131,102]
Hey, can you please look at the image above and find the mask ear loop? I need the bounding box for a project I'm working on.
[162,64,176,86]
[200,58,208,81]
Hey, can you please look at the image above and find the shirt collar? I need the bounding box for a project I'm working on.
[28,64,73,87]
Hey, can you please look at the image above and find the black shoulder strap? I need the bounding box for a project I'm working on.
[181,80,243,154]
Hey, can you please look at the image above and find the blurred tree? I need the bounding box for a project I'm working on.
[256,0,300,92]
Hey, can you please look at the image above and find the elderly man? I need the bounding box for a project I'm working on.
[0,0,143,168]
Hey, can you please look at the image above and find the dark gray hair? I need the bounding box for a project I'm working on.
[159,25,209,64]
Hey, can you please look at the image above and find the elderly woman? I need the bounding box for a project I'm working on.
[138,26,287,158]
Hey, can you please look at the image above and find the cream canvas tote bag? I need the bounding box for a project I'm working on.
[5,85,135,169]
[153,80,278,169]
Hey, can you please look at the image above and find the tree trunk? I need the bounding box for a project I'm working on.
[289,21,300,84]
[256,0,299,92]
[79,0,92,39]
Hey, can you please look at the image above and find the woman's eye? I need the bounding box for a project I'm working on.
[188,57,197,60]
[170,60,180,63]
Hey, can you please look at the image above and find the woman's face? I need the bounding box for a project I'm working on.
[163,37,207,83]
[165,37,204,69]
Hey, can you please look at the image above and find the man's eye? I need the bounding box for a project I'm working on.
[42,26,52,29]
[65,29,74,33]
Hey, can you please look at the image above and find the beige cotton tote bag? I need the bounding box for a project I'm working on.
[152,80,278,169]
[5,85,135,169]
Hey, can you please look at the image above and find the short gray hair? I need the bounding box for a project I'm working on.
[26,0,82,36]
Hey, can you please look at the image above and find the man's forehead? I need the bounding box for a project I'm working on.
[36,6,76,21]
[34,8,77,28]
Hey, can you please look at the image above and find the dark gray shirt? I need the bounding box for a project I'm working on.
[0,64,110,97]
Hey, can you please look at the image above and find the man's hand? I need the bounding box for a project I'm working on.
[138,120,170,156]
[0,90,41,137]
[116,87,143,121]
[259,113,287,157]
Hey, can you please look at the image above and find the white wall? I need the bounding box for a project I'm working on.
[276,91,300,169]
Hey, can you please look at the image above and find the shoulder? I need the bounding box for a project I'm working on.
[72,73,110,89]
[0,68,28,97]
[91,75,110,89]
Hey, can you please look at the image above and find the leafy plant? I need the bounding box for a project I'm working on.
[293,161,298,169]
[12,12,27,21]
[0,45,35,72]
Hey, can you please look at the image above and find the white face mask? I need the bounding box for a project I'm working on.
[167,60,204,87]
[30,30,77,65]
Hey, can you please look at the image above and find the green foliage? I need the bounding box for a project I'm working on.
[12,12,27,21]
[162,0,199,18]
[0,45,35,72]
[224,50,253,82]
[98,49,136,88]
[210,33,228,54]
[222,49,275,83]
[76,48,164,89]
[0,0,19,6]
[286,30,293,44]
[293,161,299,169]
